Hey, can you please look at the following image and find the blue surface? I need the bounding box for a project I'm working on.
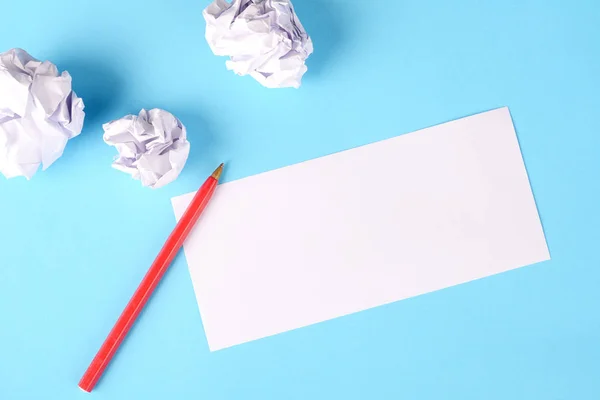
[1,0,599,398]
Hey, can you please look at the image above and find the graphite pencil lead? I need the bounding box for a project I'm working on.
[211,163,224,181]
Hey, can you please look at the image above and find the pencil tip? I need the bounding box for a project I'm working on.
[211,163,224,181]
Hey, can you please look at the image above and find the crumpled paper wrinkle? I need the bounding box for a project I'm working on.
[204,0,313,88]
[0,48,85,179]
[103,109,190,189]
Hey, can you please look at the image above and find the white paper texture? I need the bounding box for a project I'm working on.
[0,48,85,179]
[103,109,190,189]
[172,107,550,351]
[203,0,313,88]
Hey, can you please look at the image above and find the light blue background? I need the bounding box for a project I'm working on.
[1,0,599,399]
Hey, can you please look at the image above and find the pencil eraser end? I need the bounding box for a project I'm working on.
[78,382,92,393]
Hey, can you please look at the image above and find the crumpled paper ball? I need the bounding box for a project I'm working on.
[103,109,190,189]
[203,0,313,89]
[0,48,85,179]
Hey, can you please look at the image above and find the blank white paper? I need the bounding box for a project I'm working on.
[172,107,550,351]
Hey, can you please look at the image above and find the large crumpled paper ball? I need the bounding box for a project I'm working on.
[103,109,190,189]
[0,48,85,179]
[204,0,313,89]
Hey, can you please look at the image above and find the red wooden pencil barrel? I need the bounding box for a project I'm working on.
[79,164,223,393]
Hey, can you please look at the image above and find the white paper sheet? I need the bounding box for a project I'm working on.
[172,107,550,351]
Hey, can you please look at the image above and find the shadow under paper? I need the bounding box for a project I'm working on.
[57,58,127,129]
[293,0,346,79]
[170,109,222,177]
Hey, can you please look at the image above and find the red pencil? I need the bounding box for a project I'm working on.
[79,163,224,393]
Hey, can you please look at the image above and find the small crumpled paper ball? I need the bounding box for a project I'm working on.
[204,0,313,89]
[0,48,85,179]
[103,109,190,189]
